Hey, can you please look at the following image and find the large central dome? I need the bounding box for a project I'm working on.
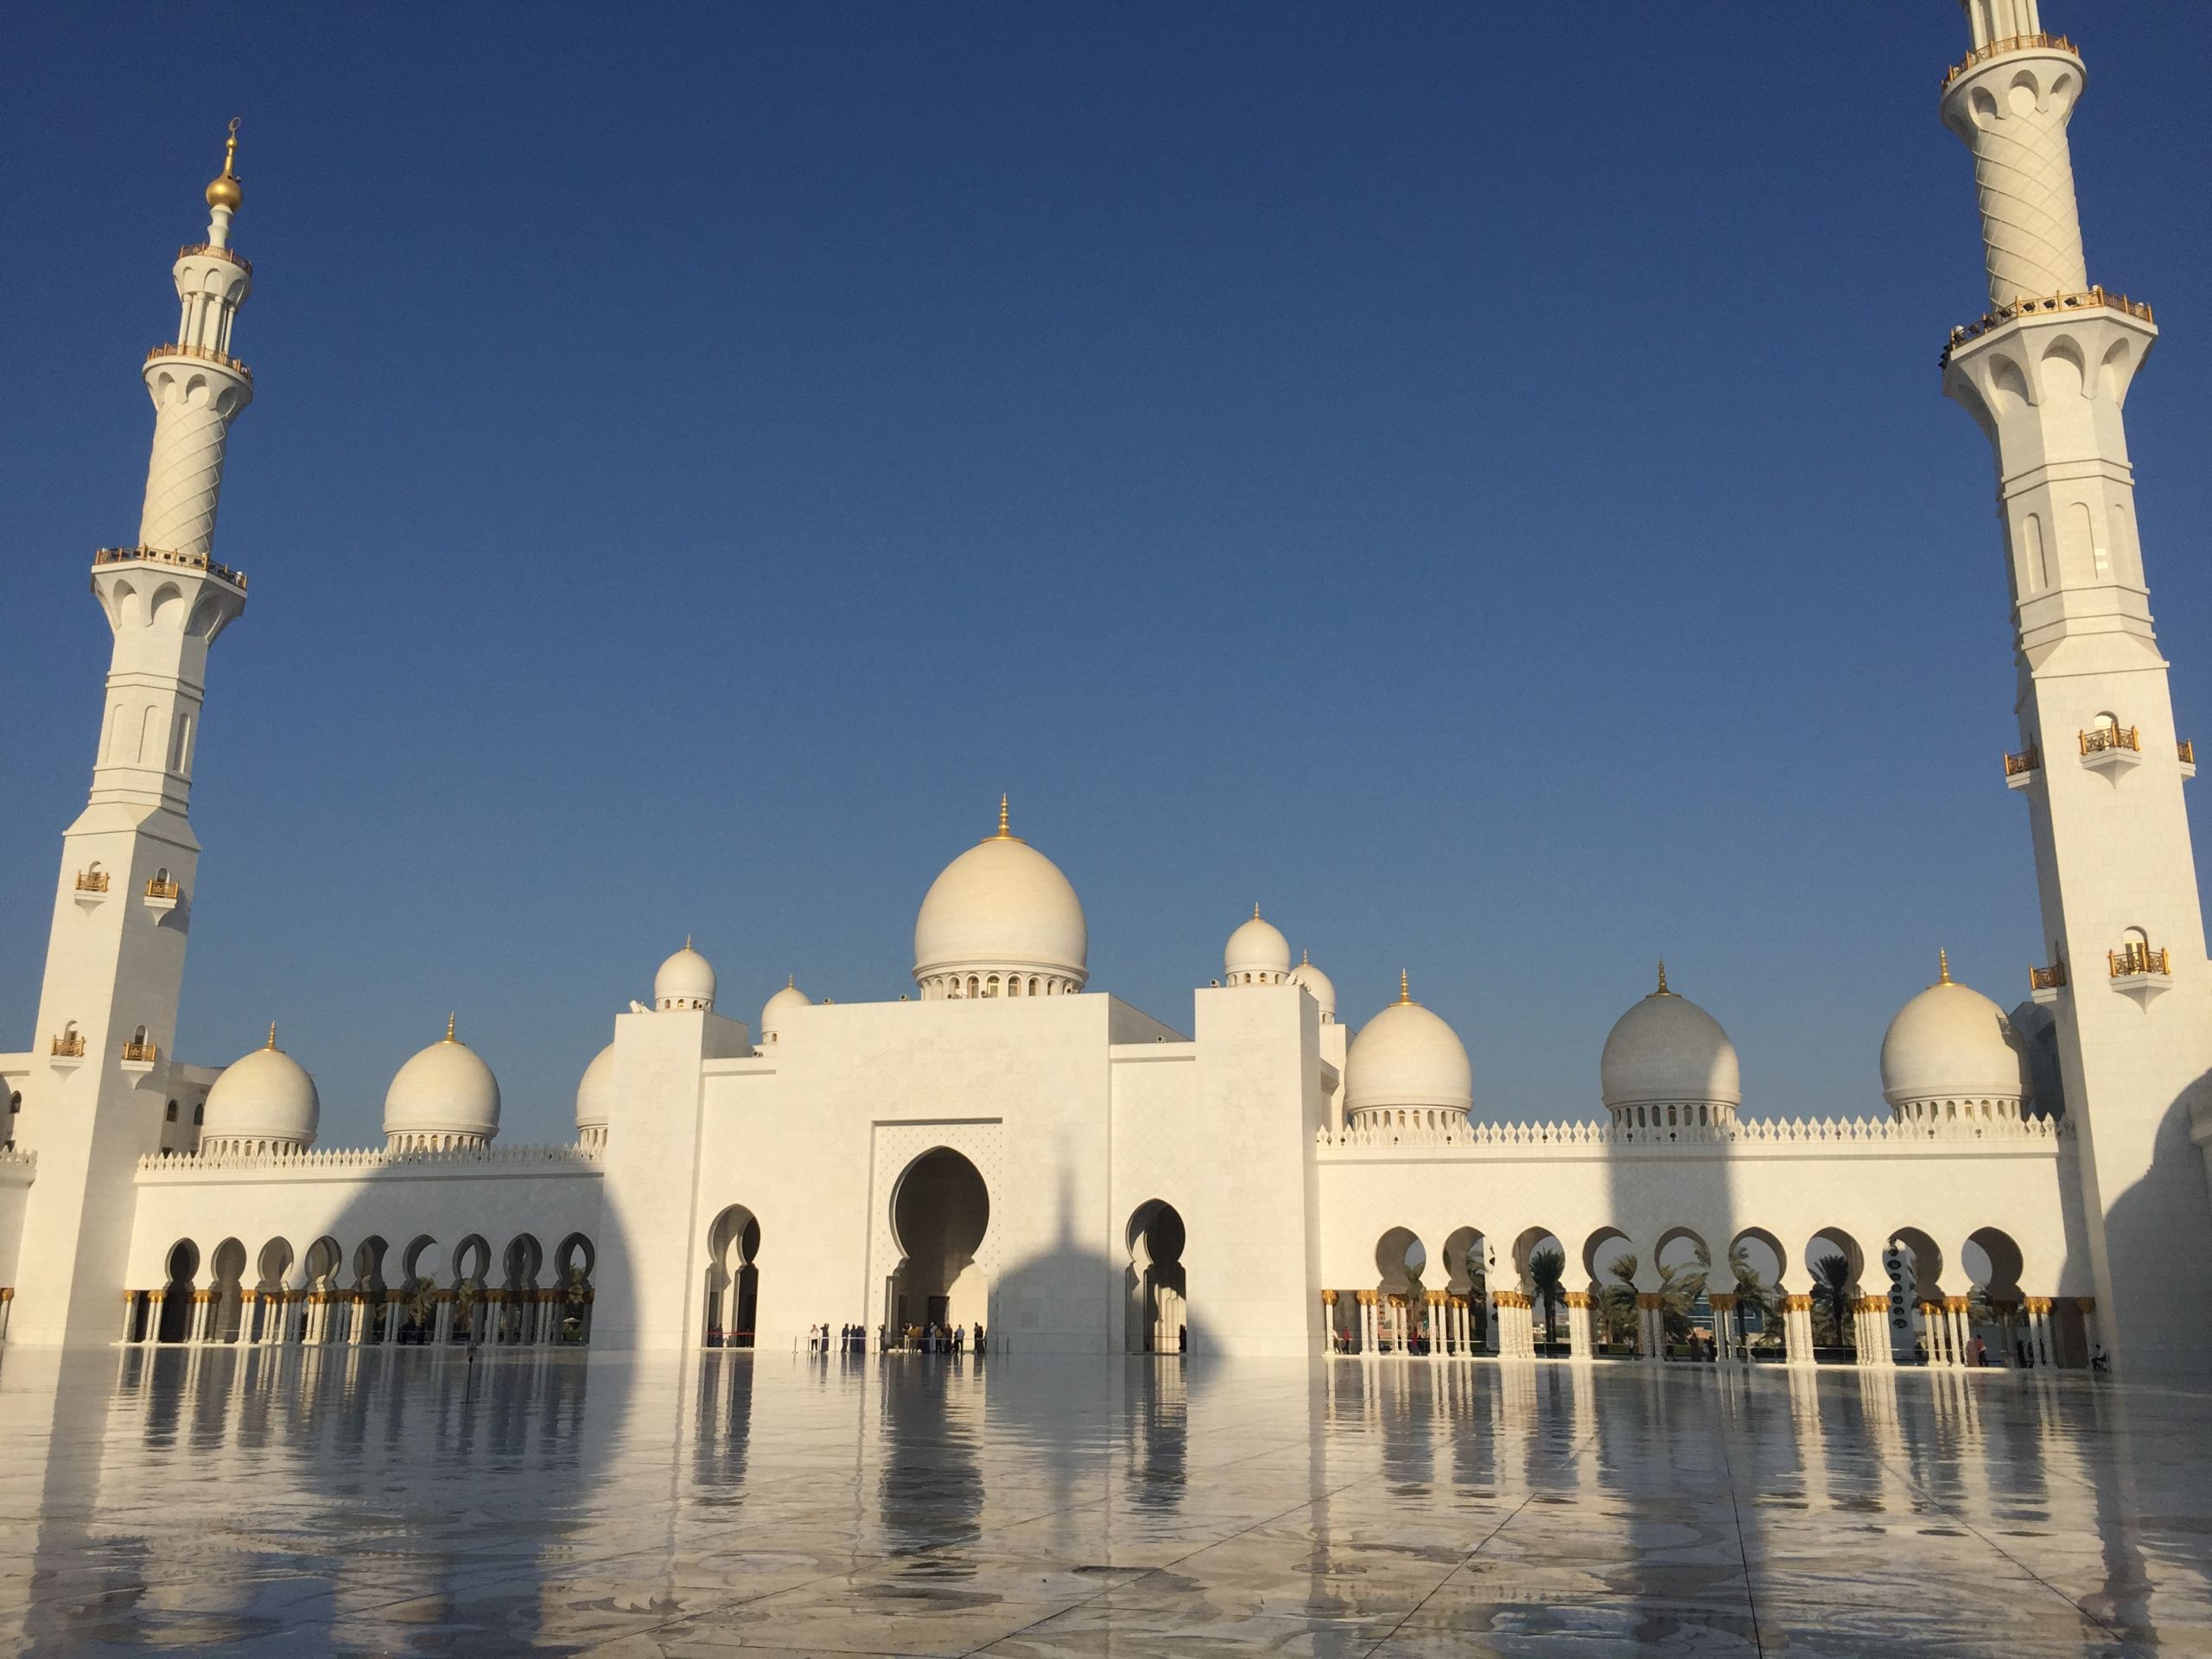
[914,798,1087,998]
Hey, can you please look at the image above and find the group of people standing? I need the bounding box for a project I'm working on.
[804,1320,988,1357]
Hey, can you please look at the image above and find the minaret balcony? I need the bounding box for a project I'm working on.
[2108,944,2172,1004]
[73,868,111,910]
[144,342,252,384]
[1942,286,2155,367]
[48,1033,86,1071]
[143,876,181,917]
[93,546,248,593]
[1940,32,2079,92]
[120,1040,159,1077]
[2028,960,2067,1007]
[176,242,252,278]
[2003,744,2041,790]
[2078,725,2141,781]
[2179,740,2196,779]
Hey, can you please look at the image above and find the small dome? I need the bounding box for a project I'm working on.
[760,977,810,1044]
[1224,906,1291,983]
[384,1018,501,1145]
[1346,975,1474,1116]
[1288,951,1337,1019]
[202,1030,318,1147]
[1600,966,1741,1112]
[575,1043,615,1132]
[914,798,1087,993]
[1879,951,2028,1107]
[655,940,716,1011]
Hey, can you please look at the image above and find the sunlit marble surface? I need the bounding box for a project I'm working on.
[0,1345,2204,1656]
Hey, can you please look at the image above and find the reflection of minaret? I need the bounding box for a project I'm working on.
[1937,4,2212,1374]
[12,126,256,1345]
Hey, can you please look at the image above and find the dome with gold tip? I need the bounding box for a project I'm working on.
[205,119,243,212]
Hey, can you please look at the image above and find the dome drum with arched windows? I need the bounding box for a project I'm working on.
[575,1041,614,1152]
[1344,972,1474,1136]
[1599,964,1742,1136]
[199,1026,319,1156]
[1879,950,2032,1127]
[1224,906,1290,987]
[384,1016,501,1153]
[654,941,715,1012]
[758,977,810,1046]
[913,798,1087,1000]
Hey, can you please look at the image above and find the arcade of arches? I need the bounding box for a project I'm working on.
[123,1230,596,1348]
[1321,1222,2096,1370]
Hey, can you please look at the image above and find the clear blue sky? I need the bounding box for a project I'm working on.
[4,8,2209,1147]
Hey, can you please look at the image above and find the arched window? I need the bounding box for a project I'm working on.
[165,1100,179,1123]
[193,1102,204,1126]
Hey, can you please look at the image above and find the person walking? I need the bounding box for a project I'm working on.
[1973,1335,1986,1367]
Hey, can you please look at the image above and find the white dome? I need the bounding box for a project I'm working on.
[202,1033,319,1148]
[760,978,810,1043]
[1880,953,2028,1107]
[1224,906,1291,983]
[575,1042,615,1132]
[914,800,1087,992]
[1600,969,1741,1111]
[1346,977,1474,1115]
[1288,951,1337,1019]
[655,942,716,1011]
[384,1020,501,1145]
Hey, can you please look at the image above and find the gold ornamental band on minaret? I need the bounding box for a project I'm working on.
[206,118,242,212]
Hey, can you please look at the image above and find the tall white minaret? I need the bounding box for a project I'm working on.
[1939,8,2212,1376]
[10,126,256,1345]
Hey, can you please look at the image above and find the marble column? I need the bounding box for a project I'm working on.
[1783,1294,1815,1366]
[118,1291,137,1344]
[1319,1290,1337,1356]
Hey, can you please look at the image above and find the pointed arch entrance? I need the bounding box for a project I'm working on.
[1125,1200,1187,1353]
[704,1205,760,1348]
[887,1147,989,1340]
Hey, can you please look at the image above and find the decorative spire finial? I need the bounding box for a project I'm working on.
[996,794,1011,838]
[445,1012,457,1042]
[1656,960,1669,995]
[205,117,243,213]
[1938,946,1952,985]
[786,974,795,988]
[1301,949,1311,965]
[1398,969,1412,1004]
[685,932,692,950]
[267,1021,278,1050]
[1253,902,1262,920]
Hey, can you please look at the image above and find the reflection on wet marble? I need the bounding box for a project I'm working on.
[0,1346,2206,1656]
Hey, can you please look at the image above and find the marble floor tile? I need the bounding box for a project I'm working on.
[0,1348,2209,1656]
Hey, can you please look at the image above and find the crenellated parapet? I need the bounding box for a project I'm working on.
[137,1141,602,1179]
[1316,1113,2067,1154]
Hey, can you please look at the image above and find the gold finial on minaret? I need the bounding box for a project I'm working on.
[206,117,243,212]
[266,1021,278,1051]
[1656,960,1670,995]
[1398,969,1412,1004]
[1938,947,1952,985]
[445,1012,457,1042]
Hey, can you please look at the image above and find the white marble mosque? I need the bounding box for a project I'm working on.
[4,2,2212,1392]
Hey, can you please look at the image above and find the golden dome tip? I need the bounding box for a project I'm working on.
[204,117,243,212]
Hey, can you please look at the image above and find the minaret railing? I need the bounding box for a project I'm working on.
[2003,743,2041,779]
[175,242,252,276]
[2108,944,2171,980]
[1942,286,2155,365]
[2079,725,2140,757]
[1941,32,2079,90]
[92,546,248,591]
[143,342,252,382]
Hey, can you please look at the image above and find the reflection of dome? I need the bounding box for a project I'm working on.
[201,1028,319,1154]
[1224,906,1290,985]
[760,978,810,1044]
[575,1043,614,1147]
[1345,974,1473,1129]
[655,941,716,1011]
[1880,950,2029,1122]
[385,1017,501,1151]
[1600,965,1740,1131]
[914,798,1087,998]
[1288,951,1337,1021]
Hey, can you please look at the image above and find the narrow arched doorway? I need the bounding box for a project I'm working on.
[157,1239,199,1344]
[1126,1200,1188,1354]
[704,1206,760,1348]
[888,1148,989,1344]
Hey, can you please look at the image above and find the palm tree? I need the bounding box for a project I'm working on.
[1529,1246,1567,1350]
[1604,1253,1641,1349]
[1729,1244,1782,1351]
[1811,1252,1856,1352]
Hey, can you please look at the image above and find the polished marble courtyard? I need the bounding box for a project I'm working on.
[0,1345,2206,1656]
